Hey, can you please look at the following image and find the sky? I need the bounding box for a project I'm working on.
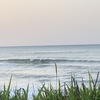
[0,0,100,46]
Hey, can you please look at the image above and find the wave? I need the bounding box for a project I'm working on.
[0,59,31,63]
[0,59,100,64]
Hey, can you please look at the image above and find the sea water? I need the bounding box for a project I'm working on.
[0,45,100,90]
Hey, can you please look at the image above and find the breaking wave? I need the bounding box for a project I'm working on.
[0,59,100,64]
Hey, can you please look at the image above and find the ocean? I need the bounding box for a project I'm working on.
[0,44,100,89]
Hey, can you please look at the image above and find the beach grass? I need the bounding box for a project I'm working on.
[0,64,100,100]
[33,71,100,100]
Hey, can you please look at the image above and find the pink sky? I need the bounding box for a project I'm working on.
[0,0,100,46]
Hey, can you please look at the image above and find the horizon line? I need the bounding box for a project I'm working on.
[0,43,100,48]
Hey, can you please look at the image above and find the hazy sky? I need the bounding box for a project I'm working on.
[0,0,100,46]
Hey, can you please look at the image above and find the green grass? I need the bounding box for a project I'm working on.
[0,76,29,100]
[33,71,100,100]
[0,65,100,99]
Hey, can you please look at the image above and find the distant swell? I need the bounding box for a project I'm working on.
[0,59,100,64]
